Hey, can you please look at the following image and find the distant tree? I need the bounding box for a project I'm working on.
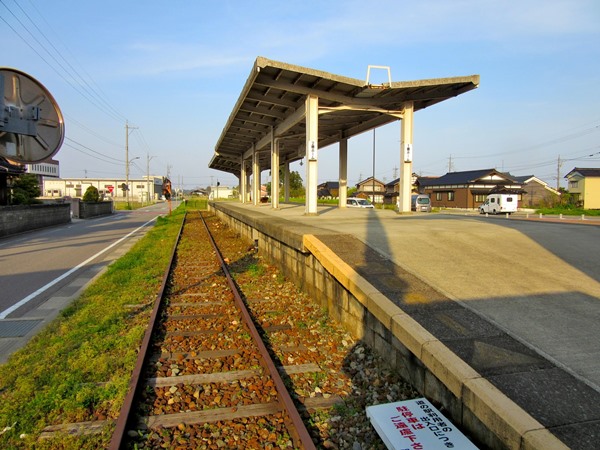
[10,173,41,205]
[266,170,304,197]
[82,185,100,202]
[289,170,303,194]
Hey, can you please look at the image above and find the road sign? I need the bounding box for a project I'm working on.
[107,185,114,193]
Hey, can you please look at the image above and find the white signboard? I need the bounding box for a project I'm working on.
[404,143,413,163]
[366,398,478,450]
[308,140,318,161]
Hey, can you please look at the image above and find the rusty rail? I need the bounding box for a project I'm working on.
[199,212,317,450]
[109,211,316,449]
[108,212,186,450]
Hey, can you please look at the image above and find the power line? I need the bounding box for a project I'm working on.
[64,139,124,166]
[65,114,122,148]
[15,0,126,122]
[0,0,125,122]
[451,122,600,160]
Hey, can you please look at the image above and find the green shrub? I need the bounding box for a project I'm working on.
[10,173,41,205]
[82,186,100,202]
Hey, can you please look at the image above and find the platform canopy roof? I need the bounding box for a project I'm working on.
[209,57,479,176]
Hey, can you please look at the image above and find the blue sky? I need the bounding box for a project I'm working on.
[3,0,599,190]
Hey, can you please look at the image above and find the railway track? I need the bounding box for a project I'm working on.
[102,210,418,449]
[110,212,316,449]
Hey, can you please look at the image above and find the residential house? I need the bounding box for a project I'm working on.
[356,177,385,203]
[0,157,25,205]
[564,168,600,209]
[512,175,560,208]
[317,181,340,199]
[420,169,524,209]
[382,174,424,205]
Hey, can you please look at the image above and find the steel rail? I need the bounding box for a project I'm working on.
[108,212,187,450]
[199,212,317,450]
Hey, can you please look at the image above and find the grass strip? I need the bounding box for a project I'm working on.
[0,203,196,449]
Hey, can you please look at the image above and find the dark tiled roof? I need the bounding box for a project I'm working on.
[415,176,439,186]
[565,167,600,178]
[511,175,534,184]
[318,181,339,189]
[420,169,517,186]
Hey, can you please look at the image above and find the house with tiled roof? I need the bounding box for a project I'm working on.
[565,168,600,209]
[383,174,431,205]
[511,175,560,208]
[0,157,26,205]
[420,169,524,209]
[317,181,340,199]
[356,177,385,203]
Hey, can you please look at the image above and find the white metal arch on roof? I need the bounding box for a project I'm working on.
[209,57,479,175]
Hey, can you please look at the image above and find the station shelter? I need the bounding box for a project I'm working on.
[209,57,479,215]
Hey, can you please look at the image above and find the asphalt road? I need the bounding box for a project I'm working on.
[0,201,178,319]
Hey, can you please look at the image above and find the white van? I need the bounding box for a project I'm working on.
[479,193,518,215]
[347,198,374,208]
[411,194,431,212]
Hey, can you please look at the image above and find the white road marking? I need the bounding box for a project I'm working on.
[0,217,157,319]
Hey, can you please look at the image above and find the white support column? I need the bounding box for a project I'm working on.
[245,170,251,203]
[398,101,414,213]
[339,138,348,208]
[240,158,246,203]
[252,145,260,206]
[283,160,290,202]
[271,130,280,209]
[305,94,319,215]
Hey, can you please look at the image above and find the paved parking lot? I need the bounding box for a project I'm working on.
[264,204,600,392]
[216,202,600,448]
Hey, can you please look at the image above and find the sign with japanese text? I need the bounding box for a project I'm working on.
[366,398,478,450]
[404,142,413,163]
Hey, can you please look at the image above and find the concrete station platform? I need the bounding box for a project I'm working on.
[211,201,600,450]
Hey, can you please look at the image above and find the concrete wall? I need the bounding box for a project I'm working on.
[0,204,71,237]
[209,202,566,450]
[78,200,113,219]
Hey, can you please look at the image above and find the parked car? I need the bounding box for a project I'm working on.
[347,198,374,208]
[411,194,431,212]
[479,193,518,214]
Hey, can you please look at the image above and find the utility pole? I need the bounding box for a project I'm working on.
[125,120,138,206]
[448,154,454,172]
[372,128,376,204]
[556,155,562,190]
[146,153,156,204]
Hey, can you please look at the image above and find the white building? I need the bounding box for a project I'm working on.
[43,176,164,202]
[208,185,236,200]
[26,160,60,178]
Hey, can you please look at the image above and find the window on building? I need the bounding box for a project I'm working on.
[436,192,442,201]
[448,192,455,201]
[475,194,486,202]
[569,181,578,189]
